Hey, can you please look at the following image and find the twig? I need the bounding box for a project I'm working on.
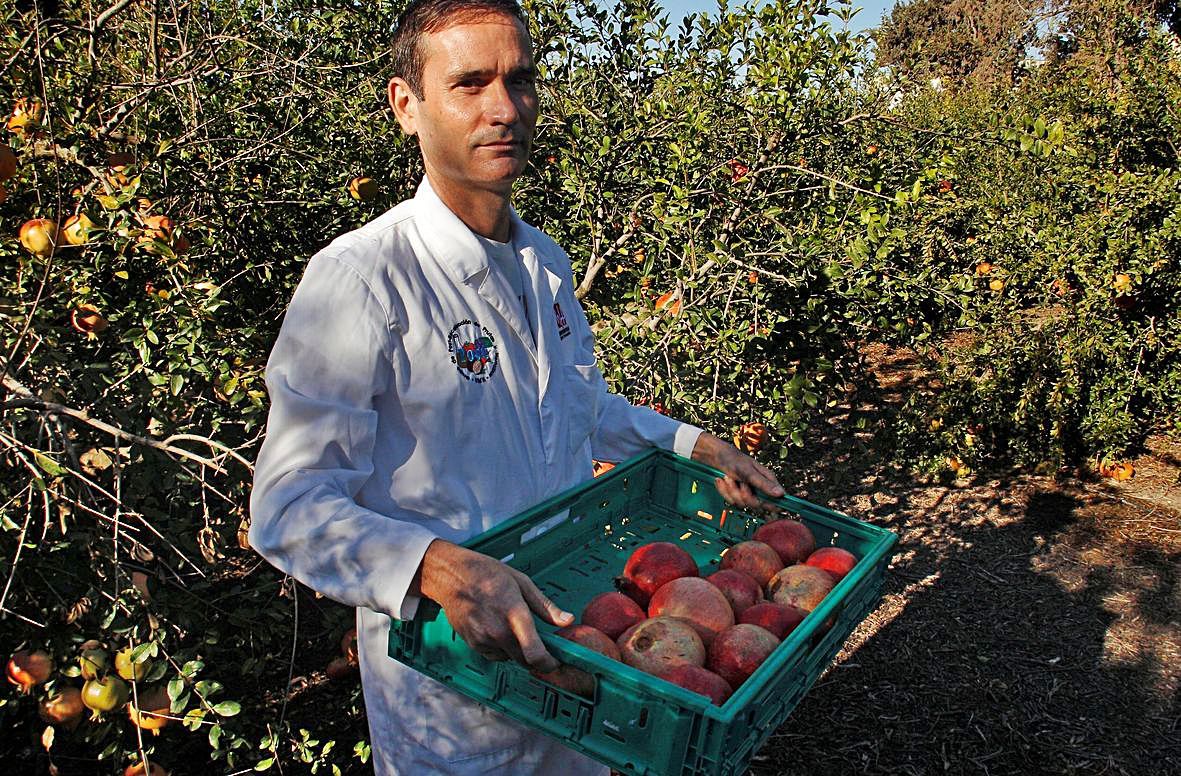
[0,482,36,616]
[89,0,137,61]
[2,394,233,474]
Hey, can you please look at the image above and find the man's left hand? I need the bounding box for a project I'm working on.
[690,432,785,512]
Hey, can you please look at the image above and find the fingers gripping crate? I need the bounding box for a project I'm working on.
[388,449,897,776]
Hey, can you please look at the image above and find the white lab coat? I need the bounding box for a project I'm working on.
[250,178,703,774]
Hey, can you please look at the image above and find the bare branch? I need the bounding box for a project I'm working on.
[89,0,137,61]
[1,393,233,475]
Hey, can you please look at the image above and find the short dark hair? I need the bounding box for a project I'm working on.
[390,0,529,98]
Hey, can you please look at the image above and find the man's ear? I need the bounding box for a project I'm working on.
[389,77,419,136]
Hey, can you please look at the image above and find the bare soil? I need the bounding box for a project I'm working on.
[750,344,1181,776]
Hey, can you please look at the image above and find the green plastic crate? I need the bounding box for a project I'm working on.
[388,449,897,776]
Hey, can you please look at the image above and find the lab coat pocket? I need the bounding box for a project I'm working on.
[564,363,601,456]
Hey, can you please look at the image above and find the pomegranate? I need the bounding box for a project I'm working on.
[805,546,858,582]
[738,602,807,640]
[81,675,129,715]
[707,624,781,690]
[766,565,835,612]
[114,647,150,681]
[753,519,816,565]
[7,97,42,134]
[579,591,646,641]
[127,685,171,734]
[341,627,358,665]
[39,686,86,729]
[0,145,16,180]
[616,616,705,676]
[79,647,109,680]
[659,664,733,706]
[124,761,169,776]
[719,540,783,588]
[532,624,620,698]
[616,542,698,608]
[348,176,380,201]
[326,656,358,681]
[7,649,54,693]
[71,304,109,334]
[704,569,763,618]
[19,218,57,258]
[60,213,95,245]
[647,577,734,645]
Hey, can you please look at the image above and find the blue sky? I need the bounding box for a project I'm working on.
[657,0,899,33]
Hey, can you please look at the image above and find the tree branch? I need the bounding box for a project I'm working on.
[0,392,246,475]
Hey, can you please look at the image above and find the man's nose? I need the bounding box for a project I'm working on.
[484,78,520,126]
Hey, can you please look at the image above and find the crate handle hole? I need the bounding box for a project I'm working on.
[638,707,649,727]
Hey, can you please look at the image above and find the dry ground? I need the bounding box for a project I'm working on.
[749,345,1181,776]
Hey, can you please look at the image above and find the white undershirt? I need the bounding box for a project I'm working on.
[476,231,534,342]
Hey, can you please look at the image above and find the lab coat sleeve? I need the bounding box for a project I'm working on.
[566,283,704,463]
[249,252,438,621]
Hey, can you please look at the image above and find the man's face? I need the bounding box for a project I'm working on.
[390,14,538,196]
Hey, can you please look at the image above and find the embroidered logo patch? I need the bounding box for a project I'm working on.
[554,302,571,340]
[448,320,499,383]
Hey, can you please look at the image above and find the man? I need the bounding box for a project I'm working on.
[249,0,784,772]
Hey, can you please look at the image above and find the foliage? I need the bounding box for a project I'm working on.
[876,0,1181,90]
[871,20,1181,471]
[873,0,1039,88]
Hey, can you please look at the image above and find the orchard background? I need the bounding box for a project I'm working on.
[1,0,1178,773]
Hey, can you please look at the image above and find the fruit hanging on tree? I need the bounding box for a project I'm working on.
[348,176,380,201]
[0,144,16,180]
[19,218,57,258]
[732,422,767,453]
[127,685,171,734]
[39,686,86,730]
[7,649,55,693]
[81,675,129,716]
[114,647,151,681]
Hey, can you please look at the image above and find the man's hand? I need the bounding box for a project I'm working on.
[416,540,572,673]
[691,432,785,512]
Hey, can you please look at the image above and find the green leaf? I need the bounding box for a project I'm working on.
[213,700,241,717]
[33,451,67,477]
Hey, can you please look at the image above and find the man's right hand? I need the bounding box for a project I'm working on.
[415,539,573,674]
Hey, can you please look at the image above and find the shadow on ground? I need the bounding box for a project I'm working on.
[750,345,1181,776]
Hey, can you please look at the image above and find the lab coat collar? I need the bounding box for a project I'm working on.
[412,178,570,464]
[413,177,568,364]
[411,176,565,280]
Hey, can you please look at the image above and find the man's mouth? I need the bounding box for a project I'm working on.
[479,138,523,150]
